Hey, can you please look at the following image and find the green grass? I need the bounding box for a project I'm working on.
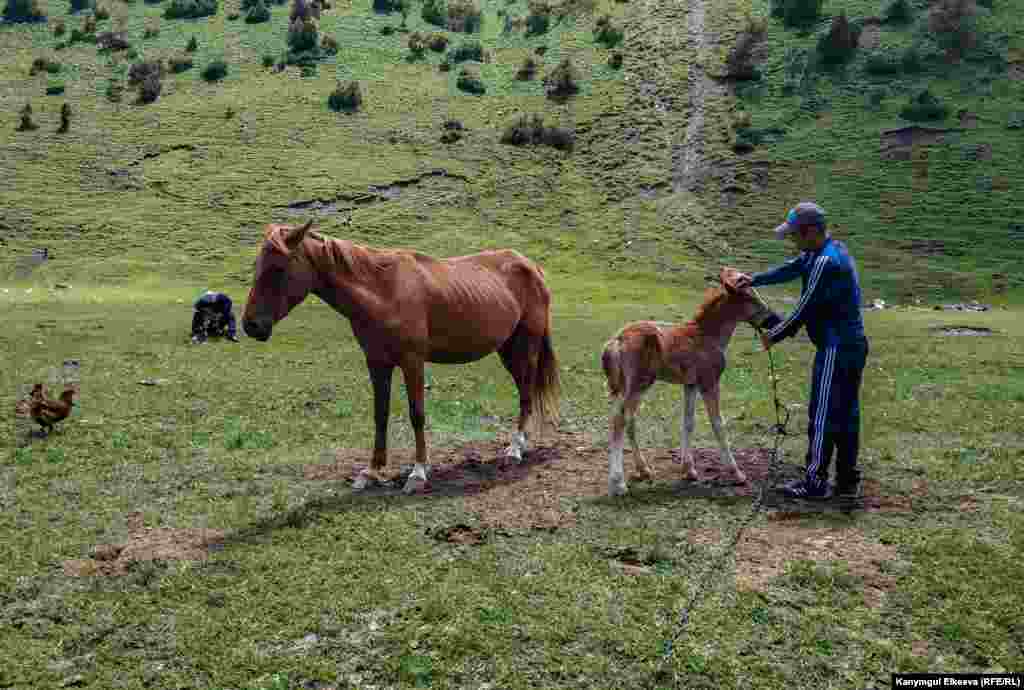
[3,0,1024,685]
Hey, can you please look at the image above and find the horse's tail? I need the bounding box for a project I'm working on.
[535,331,561,430]
[602,336,624,397]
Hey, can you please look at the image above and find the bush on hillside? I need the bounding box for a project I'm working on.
[169,53,193,71]
[593,14,623,48]
[781,46,808,92]
[726,14,767,79]
[816,12,861,64]
[201,58,228,81]
[525,0,551,34]
[46,80,66,95]
[421,0,443,25]
[3,0,46,22]
[68,0,92,11]
[446,0,480,32]
[608,50,623,68]
[17,103,38,131]
[128,59,162,85]
[53,18,66,34]
[428,33,448,51]
[372,0,405,12]
[29,57,62,75]
[321,34,338,53]
[544,58,579,100]
[186,35,198,51]
[137,72,162,103]
[500,113,574,151]
[245,0,270,21]
[769,0,821,28]
[407,31,427,59]
[881,0,912,24]
[327,80,361,111]
[900,88,949,121]
[865,49,901,74]
[97,30,130,50]
[287,16,319,53]
[446,40,483,64]
[164,0,216,19]
[515,56,537,80]
[94,3,109,18]
[928,0,980,59]
[456,65,485,94]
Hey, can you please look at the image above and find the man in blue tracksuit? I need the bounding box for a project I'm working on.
[733,202,869,499]
[190,291,239,344]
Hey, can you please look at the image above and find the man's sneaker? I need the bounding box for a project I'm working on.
[834,481,861,499]
[782,478,832,500]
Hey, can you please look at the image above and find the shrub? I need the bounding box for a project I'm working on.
[245,0,269,21]
[769,0,821,28]
[446,0,480,32]
[928,0,979,59]
[29,57,62,75]
[94,3,109,18]
[57,103,71,132]
[1008,112,1023,129]
[447,40,483,64]
[201,58,228,81]
[106,78,124,101]
[3,0,46,22]
[726,14,767,79]
[594,14,623,47]
[287,16,319,53]
[428,33,448,51]
[17,103,38,131]
[169,53,193,71]
[97,30,130,50]
[525,0,550,34]
[421,0,443,26]
[137,72,161,102]
[608,50,623,68]
[328,80,362,111]
[321,34,338,53]
[865,50,901,74]
[164,0,216,19]
[544,58,579,100]
[456,65,485,94]
[186,35,198,52]
[500,113,574,150]
[900,88,949,121]
[53,18,66,34]
[289,0,310,20]
[68,0,91,11]
[515,56,537,80]
[881,0,912,23]
[46,80,66,94]
[262,53,275,67]
[128,59,162,85]
[407,31,427,59]
[816,12,861,65]
[372,0,405,12]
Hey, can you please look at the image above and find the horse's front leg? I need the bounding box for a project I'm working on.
[353,363,394,491]
[702,385,746,483]
[400,358,430,494]
[680,384,699,481]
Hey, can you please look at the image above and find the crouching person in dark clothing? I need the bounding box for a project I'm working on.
[191,291,239,344]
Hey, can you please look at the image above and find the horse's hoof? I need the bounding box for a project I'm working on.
[609,482,628,497]
[504,446,524,464]
[731,471,748,484]
[402,476,427,495]
[683,471,700,482]
[352,474,370,491]
[636,469,653,482]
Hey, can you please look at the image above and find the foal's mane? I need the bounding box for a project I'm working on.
[691,286,729,324]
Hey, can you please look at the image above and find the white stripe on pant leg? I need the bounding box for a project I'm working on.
[808,347,836,481]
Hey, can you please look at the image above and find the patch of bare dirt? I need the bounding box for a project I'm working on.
[880,126,954,161]
[687,526,898,606]
[63,512,225,577]
[304,438,915,529]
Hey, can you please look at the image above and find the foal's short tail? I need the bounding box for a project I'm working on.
[535,332,561,429]
[602,338,625,397]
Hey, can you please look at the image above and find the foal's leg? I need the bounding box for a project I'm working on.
[498,327,538,463]
[354,363,394,491]
[680,384,700,481]
[400,358,430,494]
[701,384,747,483]
[608,386,647,496]
[626,412,653,481]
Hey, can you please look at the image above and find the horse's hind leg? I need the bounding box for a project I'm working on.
[680,384,700,481]
[609,382,649,496]
[626,413,653,481]
[498,325,538,463]
[399,357,431,494]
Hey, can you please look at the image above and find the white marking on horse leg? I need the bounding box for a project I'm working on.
[608,397,628,496]
[504,430,528,463]
[704,391,745,483]
[680,385,699,480]
[402,463,429,494]
[627,412,652,481]
[352,468,377,491]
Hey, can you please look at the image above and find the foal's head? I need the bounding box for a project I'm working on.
[698,267,781,332]
[242,220,318,341]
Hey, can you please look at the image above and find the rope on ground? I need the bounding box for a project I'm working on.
[658,325,791,670]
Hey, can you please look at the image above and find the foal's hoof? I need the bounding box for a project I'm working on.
[504,445,524,464]
[352,472,373,491]
[730,471,748,485]
[608,482,628,497]
[402,476,428,495]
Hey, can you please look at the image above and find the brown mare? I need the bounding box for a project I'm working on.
[600,267,780,496]
[242,221,561,493]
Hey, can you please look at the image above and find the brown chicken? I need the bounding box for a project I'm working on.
[28,384,76,435]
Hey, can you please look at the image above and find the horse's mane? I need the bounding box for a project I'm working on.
[266,225,394,282]
[691,286,729,324]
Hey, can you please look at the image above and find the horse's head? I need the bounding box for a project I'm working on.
[243,220,317,342]
[713,267,782,332]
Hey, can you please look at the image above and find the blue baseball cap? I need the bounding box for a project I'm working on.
[774,201,826,239]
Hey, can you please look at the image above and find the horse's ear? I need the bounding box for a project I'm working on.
[285,220,314,250]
